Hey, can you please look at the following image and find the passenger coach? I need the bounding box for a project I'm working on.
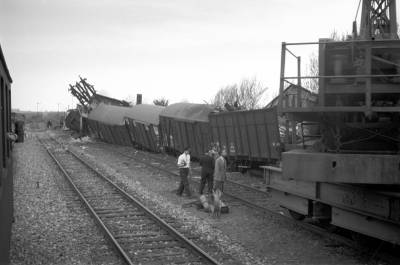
[0,44,13,264]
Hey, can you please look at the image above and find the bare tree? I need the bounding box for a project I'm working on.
[153,98,169,106]
[303,52,319,93]
[329,29,348,41]
[303,31,348,93]
[212,77,267,110]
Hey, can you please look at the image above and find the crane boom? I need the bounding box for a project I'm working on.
[359,0,398,39]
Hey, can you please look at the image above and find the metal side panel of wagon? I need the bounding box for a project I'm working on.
[209,107,281,163]
[124,104,164,152]
[159,103,214,158]
[87,103,135,146]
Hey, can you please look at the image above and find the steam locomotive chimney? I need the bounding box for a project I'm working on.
[136,94,142,105]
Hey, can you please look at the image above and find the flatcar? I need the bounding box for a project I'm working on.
[0,44,14,264]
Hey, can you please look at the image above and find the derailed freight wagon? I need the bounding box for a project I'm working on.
[209,107,281,166]
[159,103,214,158]
[124,104,164,152]
[86,103,133,146]
[65,109,81,132]
[87,103,164,151]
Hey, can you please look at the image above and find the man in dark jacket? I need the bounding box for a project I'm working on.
[199,150,214,195]
[214,150,227,192]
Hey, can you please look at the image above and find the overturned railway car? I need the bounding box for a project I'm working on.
[124,104,164,152]
[0,44,13,264]
[159,103,214,158]
[65,109,81,132]
[87,103,164,151]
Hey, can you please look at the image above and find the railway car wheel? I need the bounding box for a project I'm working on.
[288,209,306,221]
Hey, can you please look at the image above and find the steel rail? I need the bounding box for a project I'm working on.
[46,136,221,265]
[67,148,221,265]
[87,144,359,245]
[91,144,400,255]
[51,134,400,263]
[123,148,400,263]
[38,138,135,265]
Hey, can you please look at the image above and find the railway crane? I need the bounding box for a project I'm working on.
[269,0,400,244]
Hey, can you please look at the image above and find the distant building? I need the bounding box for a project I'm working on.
[266,84,317,110]
[266,85,319,145]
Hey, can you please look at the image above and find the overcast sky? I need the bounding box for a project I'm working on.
[1,0,395,111]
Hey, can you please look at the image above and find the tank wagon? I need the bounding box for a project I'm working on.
[268,0,400,244]
[0,44,14,264]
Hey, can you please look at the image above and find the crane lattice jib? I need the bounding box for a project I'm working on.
[359,0,398,39]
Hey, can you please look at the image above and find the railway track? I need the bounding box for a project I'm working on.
[39,136,221,265]
[52,135,400,264]
[70,142,354,233]
[86,141,279,211]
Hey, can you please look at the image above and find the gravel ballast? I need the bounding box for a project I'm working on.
[56,131,380,265]
[10,135,123,265]
[10,130,388,265]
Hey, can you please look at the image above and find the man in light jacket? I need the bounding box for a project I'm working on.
[176,147,192,197]
[214,150,227,192]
